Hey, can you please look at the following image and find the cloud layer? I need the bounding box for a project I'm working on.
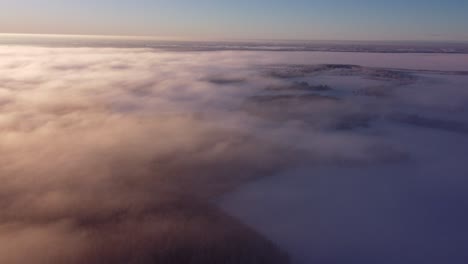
[0,46,296,264]
[0,46,412,263]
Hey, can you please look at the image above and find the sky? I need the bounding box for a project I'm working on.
[0,0,467,41]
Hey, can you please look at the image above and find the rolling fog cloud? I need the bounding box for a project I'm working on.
[0,46,400,263]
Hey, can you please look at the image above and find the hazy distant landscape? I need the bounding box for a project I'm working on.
[2,34,468,53]
[1,34,468,264]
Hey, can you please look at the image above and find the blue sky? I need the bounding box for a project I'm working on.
[1,0,467,41]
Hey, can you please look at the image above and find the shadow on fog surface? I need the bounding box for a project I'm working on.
[221,121,468,264]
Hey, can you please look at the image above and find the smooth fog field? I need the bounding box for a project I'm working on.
[1,42,468,264]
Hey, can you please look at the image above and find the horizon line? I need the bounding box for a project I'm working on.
[1,32,468,45]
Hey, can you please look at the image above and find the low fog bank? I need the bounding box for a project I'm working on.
[1,45,467,263]
[222,59,468,263]
[223,125,468,264]
[0,46,297,264]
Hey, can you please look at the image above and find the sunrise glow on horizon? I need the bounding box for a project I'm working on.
[1,0,467,42]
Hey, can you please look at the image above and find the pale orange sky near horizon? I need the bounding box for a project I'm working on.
[1,0,467,42]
